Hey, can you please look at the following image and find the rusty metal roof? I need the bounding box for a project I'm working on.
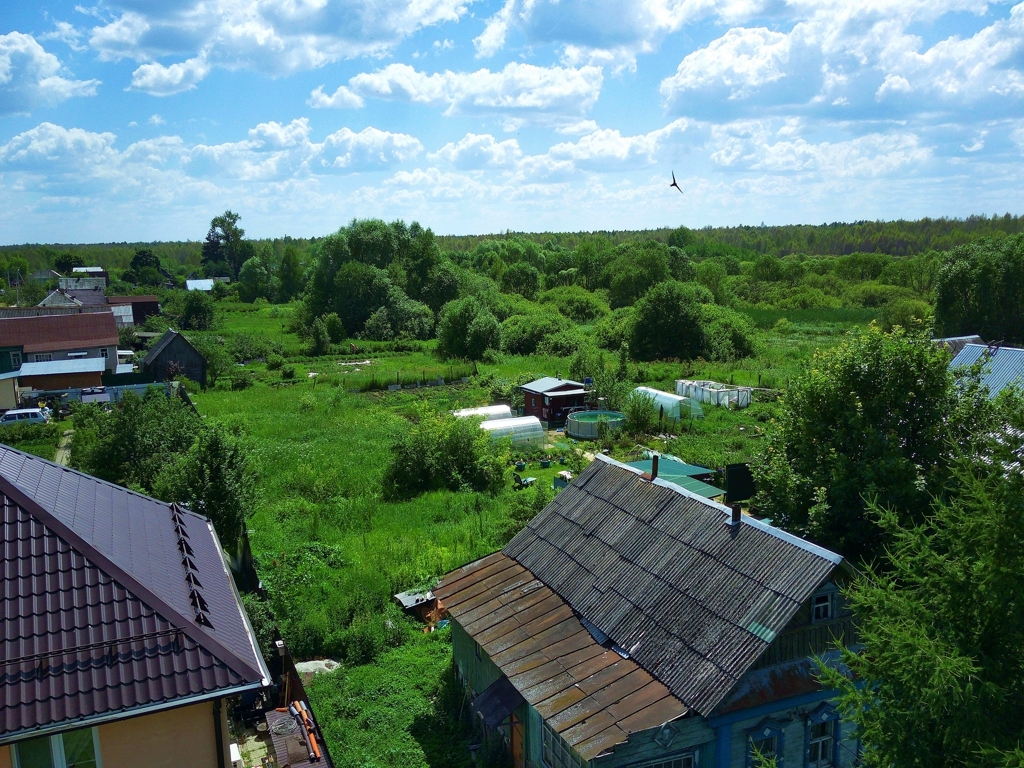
[0,447,267,743]
[106,295,159,305]
[500,456,841,717]
[0,313,119,354]
[435,552,688,760]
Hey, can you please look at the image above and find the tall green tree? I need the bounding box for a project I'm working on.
[436,297,499,360]
[500,261,541,300]
[751,326,994,564]
[277,245,304,302]
[179,290,215,330]
[54,251,84,274]
[628,280,712,361]
[820,439,1024,768]
[202,210,252,278]
[605,241,671,308]
[934,234,1024,343]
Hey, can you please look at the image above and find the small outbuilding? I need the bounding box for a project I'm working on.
[142,328,208,387]
[107,295,161,326]
[521,376,586,425]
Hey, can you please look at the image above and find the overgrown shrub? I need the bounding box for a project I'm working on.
[282,365,296,380]
[593,307,634,350]
[436,297,499,360]
[231,370,256,390]
[538,285,610,323]
[382,412,509,500]
[623,389,657,436]
[499,312,575,355]
[266,353,284,370]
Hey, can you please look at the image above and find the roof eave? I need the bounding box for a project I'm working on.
[0,681,266,746]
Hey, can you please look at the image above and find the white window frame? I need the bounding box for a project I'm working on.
[34,353,52,363]
[638,750,699,768]
[100,348,109,359]
[807,719,835,768]
[811,592,834,623]
[11,727,102,768]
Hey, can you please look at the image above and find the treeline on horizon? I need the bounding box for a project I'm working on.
[3,213,1023,272]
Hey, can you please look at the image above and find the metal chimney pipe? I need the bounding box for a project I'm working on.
[651,454,659,480]
[730,504,742,525]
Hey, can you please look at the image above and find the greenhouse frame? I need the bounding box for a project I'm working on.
[453,404,513,421]
[675,379,752,409]
[633,386,705,421]
[480,416,546,447]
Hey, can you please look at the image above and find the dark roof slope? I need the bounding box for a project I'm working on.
[106,295,159,305]
[0,313,118,354]
[0,447,267,742]
[502,456,842,716]
[65,289,109,307]
[142,329,201,368]
[435,552,687,760]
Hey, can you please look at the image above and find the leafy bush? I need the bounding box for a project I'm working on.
[879,298,932,332]
[282,365,296,380]
[593,307,634,350]
[179,290,215,330]
[231,331,280,362]
[382,412,509,500]
[310,317,331,356]
[623,389,657,437]
[844,282,914,308]
[436,297,499,360]
[539,286,610,322]
[323,312,346,343]
[231,370,256,390]
[699,304,756,361]
[606,241,671,308]
[628,281,712,361]
[266,353,284,370]
[499,312,574,355]
[500,261,541,300]
[537,328,587,357]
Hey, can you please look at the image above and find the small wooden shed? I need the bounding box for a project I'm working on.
[142,329,208,387]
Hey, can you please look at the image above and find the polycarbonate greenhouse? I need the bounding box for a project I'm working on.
[453,404,513,421]
[480,416,546,447]
[633,386,704,420]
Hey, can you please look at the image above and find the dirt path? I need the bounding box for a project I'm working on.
[55,430,72,466]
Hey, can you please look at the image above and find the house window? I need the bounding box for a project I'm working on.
[808,720,835,767]
[640,753,698,768]
[542,722,586,768]
[12,727,101,768]
[100,348,108,359]
[812,593,834,623]
[747,719,784,768]
[11,352,21,367]
[34,353,52,363]
[531,397,536,407]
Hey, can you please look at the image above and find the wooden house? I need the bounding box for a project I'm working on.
[142,329,208,387]
[437,456,858,768]
[0,446,270,768]
[521,377,587,425]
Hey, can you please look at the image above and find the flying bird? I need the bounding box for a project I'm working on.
[669,171,683,194]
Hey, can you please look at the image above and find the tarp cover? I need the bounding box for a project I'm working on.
[473,676,525,729]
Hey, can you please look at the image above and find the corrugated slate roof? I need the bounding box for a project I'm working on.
[501,456,841,716]
[435,552,687,760]
[0,446,267,742]
[65,289,109,307]
[950,343,1024,398]
[522,377,585,394]
[0,313,118,354]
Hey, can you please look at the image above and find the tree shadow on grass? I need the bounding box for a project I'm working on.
[410,665,480,768]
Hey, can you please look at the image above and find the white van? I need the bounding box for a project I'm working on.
[0,408,50,426]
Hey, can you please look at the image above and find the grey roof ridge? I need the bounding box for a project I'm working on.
[592,454,843,565]
[0,473,263,685]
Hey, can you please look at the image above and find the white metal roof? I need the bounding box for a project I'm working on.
[186,279,214,291]
[453,405,513,420]
[522,376,585,394]
[0,358,106,381]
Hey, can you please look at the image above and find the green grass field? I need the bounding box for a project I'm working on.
[176,302,872,767]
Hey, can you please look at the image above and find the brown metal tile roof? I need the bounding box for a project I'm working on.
[501,457,842,717]
[435,552,688,761]
[0,447,267,742]
[0,313,118,354]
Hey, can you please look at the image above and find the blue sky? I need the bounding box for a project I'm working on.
[1,0,1022,242]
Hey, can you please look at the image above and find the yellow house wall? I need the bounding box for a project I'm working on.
[0,744,13,768]
[98,700,223,768]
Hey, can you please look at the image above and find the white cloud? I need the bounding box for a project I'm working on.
[87,0,477,84]
[961,130,988,152]
[428,133,523,167]
[40,22,88,52]
[148,114,166,126]
[345,62,603,120]
[474,0,516,57]
[307,84,365,109]
[557,120,600,135]
[185,118,423,179]
[0,122,119,171]
[434,39,455,51]
[661,27,793,102]
[129,55,210,95]
[0,32,100,115]
[876,73,912,99]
